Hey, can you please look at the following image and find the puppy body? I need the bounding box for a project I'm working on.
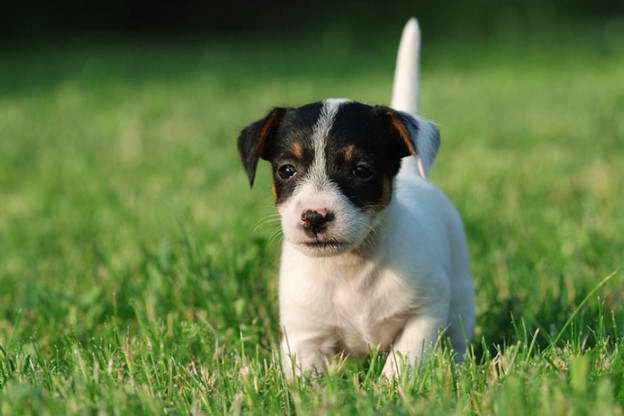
[237,18,475,378]
[279,142,474,378]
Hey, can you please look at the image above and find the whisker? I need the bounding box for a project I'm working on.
[253,214,282,233]
[253,219,281,232]
[268,228,284,246]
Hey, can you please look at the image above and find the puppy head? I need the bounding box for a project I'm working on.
[237,99,440,257]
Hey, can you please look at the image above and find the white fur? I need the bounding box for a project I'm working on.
[309,98,351,186]
[278,18,475,378]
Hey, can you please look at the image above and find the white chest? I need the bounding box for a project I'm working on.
[280,252,417,357]
[329,269,415,355]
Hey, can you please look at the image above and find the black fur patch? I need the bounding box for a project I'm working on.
[322,102,408,209]
[264,103,323,204]
[237,107,287,186]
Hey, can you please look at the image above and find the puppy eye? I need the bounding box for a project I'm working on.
[352,164,374,179]
[278,164,297,180]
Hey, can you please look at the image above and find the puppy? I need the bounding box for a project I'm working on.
[237,18,474,378]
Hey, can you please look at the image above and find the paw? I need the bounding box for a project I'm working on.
[381,355,400,379]
[281,351,327,379]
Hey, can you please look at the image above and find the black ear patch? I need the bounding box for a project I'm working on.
[237,108,287,186]
[383,108,418,158]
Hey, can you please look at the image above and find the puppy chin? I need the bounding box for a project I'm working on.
[283,229,371,257]
[291,240,356,257]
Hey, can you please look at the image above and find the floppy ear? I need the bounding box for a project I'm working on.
[381,107,441,178]
[237,107,287,186]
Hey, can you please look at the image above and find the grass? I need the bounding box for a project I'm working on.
[1,25,624,414]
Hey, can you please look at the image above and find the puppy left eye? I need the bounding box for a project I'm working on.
[352,164,374,179]
[278,164,297,180]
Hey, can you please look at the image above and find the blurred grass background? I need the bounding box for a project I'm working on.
[1,2,624,414]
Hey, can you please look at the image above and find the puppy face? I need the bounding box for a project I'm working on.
[238,99,440,257]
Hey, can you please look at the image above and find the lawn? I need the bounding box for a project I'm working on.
[1,25,623,414]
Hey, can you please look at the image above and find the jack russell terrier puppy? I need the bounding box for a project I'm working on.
[237,18,475,378]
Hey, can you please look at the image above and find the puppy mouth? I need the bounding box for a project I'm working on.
[302,239,348,249]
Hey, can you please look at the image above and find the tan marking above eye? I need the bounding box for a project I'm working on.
[343,144,357,161]
[290,141,304,159]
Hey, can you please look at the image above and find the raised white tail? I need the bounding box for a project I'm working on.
[391,18,421,115]
[392,18,430,179]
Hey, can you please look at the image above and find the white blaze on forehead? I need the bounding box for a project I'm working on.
[308,98,352,189]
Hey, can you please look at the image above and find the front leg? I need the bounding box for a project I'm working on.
[280,329,332,379]
[381,305,449,378]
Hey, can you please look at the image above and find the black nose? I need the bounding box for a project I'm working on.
[301,209,335,235]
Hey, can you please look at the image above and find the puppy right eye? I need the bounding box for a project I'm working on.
[352,164,374,180]
[278,164,297,180]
